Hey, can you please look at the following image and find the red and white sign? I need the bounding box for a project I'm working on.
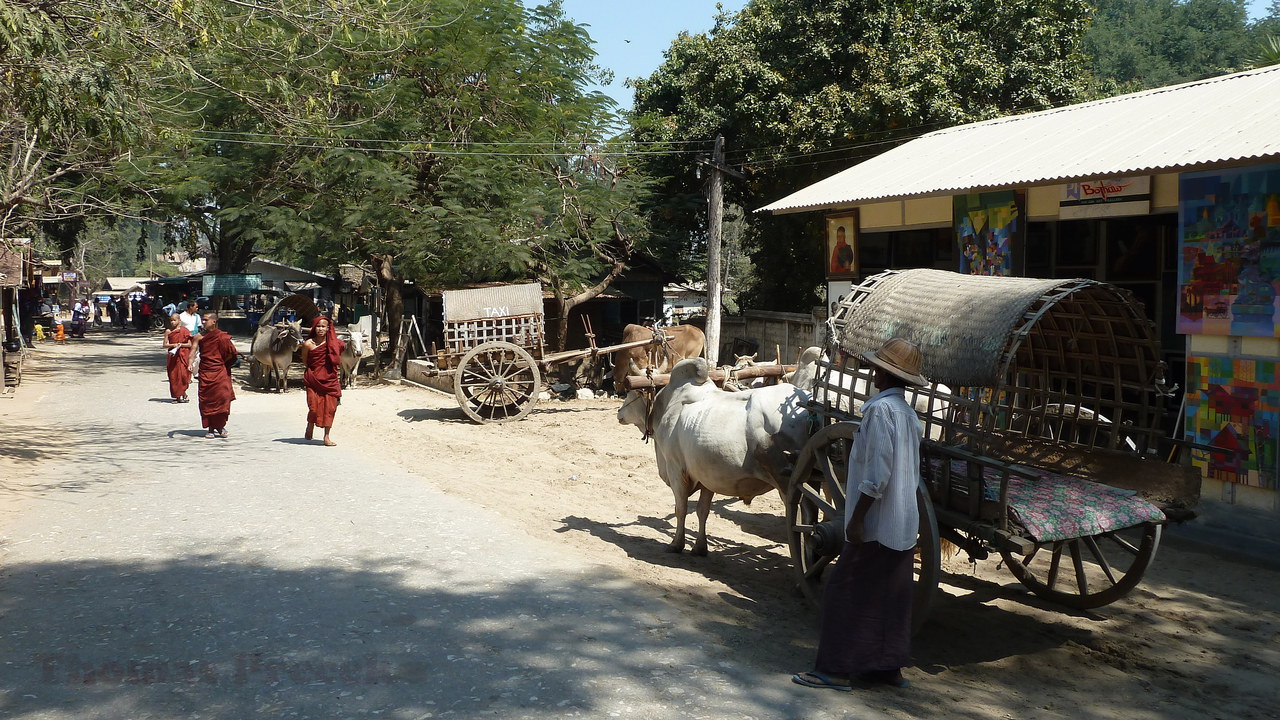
[1059,176,1151,219]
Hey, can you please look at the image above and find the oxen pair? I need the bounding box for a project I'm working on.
[253,321,371,391]
[618,356,813,556]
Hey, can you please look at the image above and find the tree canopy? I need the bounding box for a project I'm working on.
[1082,0,1253,91]
[630,0,1094,310]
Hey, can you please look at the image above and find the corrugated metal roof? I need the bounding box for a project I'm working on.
[760,65,1280,214]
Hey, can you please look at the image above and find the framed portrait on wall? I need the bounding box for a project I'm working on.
[826,211,858,279]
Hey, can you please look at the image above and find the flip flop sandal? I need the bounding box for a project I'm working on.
[204,432,218,439]
[791,672,852,692]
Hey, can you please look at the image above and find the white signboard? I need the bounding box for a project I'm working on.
[1059,176,1151,219]
[442,282,543,323]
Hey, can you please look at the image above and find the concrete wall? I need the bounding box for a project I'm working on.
[718,310,820,366]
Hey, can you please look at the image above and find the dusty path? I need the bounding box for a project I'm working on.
[1,333,1278,720]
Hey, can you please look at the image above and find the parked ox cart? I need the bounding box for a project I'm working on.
[406,282,683,424]
[624,268,1201,632]
[788,268,1201,630]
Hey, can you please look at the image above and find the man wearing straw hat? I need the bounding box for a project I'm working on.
[793,337,926,692]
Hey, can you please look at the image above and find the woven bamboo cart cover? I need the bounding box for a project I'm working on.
[933,459,1165,542]
[838,269,1077,387]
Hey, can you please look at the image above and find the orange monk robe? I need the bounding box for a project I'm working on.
[196,328,238,429]
[165,325,193,399]
[303,327,344,428]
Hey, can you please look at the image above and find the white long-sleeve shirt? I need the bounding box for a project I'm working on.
[844,387,925,551]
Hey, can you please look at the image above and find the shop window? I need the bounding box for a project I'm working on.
[1104,217,1168,281]
[859,228,952,276]
[859,232,890,273]
[1056,219,1100,269]
[1026,222,1053,277]
[894,230,936,268]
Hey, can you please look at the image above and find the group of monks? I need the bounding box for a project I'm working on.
[164,313,345,445]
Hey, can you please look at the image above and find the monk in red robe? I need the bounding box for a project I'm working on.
[195,313,238,438]
[163,314,193,403]
[302,316,345,446]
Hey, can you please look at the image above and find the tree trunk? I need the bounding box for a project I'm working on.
[370,253,403,376]
[43,217,85,301]
[550,219,633,351]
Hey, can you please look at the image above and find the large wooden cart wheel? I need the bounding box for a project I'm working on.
[453,341,542,424]
[999,522,1161,609]
[786,422,941,635]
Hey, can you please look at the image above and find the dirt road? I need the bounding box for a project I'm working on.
[2,333,1278,719]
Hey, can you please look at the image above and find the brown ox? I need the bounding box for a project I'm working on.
[612,323,706,393]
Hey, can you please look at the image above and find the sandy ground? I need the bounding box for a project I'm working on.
[4,336,1279,719]
[337,379,1280,720]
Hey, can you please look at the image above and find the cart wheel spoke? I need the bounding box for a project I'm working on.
[1081,535,1118,586]
[1045,542,1065,590]
[1102,530,1141,556]
[1069,540,1089,596]
[798,482,840,519]
[803,554,834,580]
[815,453,846,507]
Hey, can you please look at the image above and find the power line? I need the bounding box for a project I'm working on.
[188,135,706,157]
[190,129,711,148]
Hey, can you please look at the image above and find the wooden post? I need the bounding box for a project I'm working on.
[705,135,724,367]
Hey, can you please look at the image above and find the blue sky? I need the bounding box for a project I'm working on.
[540,0,749,109]
[539,0,1274,110]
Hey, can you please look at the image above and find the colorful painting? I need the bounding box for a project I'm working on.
[1185,355,1279,490]
[1177,164,1280,337]
[954,191,1020,276]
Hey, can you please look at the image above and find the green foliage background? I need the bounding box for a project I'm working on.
[2,0,1277,310]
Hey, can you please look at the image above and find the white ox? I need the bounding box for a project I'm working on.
[338,330,371,388]
[618,357,811,556]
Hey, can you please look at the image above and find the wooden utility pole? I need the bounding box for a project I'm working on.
[706,135,724,367]
[701,135,745,367]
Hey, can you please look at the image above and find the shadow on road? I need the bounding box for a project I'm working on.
[0,555,821,719]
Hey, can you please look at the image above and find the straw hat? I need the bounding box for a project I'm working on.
[862,338,927,386]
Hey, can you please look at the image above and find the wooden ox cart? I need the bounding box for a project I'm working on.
[786,268,1200,629]
[407,282,678,424]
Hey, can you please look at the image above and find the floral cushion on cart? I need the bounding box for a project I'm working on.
[936,460,1166,543]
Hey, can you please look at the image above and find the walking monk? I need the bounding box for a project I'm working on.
[163,314,193,403]
[195,313,238,439]
[302,316,344,446]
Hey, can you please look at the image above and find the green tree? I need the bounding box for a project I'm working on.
[0,1,217,249]
[630,0,1092,311]
[1249,0,1280,66]
[136,0,647,353]
[1083,0,1252,91]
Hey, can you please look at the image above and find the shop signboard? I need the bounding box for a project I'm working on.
[1059,176,1151,219]
[201,273,262,296]
[443,282,542,323]
[61,272,78,283]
